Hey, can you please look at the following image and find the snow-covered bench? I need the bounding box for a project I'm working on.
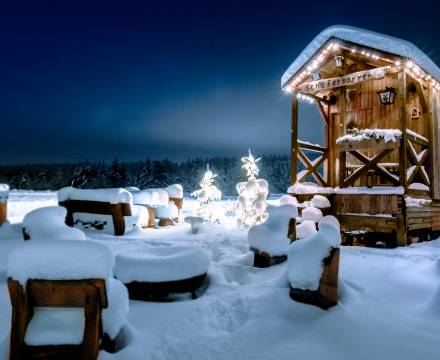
[288,216,341,309]
[7,240,129,358]
[114,245,210,301]
[128,185,182,227]
[22,206,86,240]
[0,184,9,225]
[58,187,149,235]
[248,204,297,268]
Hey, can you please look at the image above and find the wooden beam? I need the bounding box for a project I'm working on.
[297,150,327,186]
[316,101,329,124]
[398,70,408,189]
[297,140,327,152]
[290,93,298,184]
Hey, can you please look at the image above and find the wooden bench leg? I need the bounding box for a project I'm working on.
[111,204,126,236]
[83,289,101,360]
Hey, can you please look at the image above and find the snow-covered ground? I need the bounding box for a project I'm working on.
[1,190,440,359]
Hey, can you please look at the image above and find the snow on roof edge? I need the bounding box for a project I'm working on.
[281,25,440,87]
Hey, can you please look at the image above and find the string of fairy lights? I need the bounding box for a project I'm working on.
[283,40,440,100]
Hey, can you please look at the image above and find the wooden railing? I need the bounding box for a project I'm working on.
[405,129,430,187]
[338,136,400,188]
[296,140,328,187]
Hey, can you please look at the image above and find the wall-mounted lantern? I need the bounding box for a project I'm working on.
[334,55,344,68]
[378,87,396,105]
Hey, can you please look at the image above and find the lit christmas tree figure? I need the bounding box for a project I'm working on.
[236,150,269,228]
[192,164,222,221]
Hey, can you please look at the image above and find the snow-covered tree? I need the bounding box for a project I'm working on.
[236,150,269,228]
[192,164,222,221]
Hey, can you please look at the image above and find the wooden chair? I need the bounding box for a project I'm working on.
[59,200,132,236]
[8,278,108,360]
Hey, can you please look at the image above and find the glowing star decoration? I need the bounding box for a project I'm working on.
[236,150,269,228]
[191,164,222,222]
[241,149,261,180]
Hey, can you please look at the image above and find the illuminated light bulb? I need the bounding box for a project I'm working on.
[406,61,414,69]
[285,85,292,93]
[395,60,401,66]
[361,50,366,55]
[351,48,356,53]
[332,43,339,50]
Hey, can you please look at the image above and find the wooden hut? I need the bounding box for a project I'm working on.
[282,25,440,246]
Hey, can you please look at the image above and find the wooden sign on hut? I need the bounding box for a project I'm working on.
[282,25,440,246]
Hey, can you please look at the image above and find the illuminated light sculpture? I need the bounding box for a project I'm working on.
[236,150,269,228]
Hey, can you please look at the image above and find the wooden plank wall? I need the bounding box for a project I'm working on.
[333,194,402,215]
[430,90,440,200]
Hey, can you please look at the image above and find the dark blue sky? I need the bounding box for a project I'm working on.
[1,0,439,164]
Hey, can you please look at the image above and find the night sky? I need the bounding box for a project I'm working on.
[1,0,439,164]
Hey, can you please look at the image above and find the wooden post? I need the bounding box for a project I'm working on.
[291,92,299,185]
[398,70,408,190]
[0,202,7,225]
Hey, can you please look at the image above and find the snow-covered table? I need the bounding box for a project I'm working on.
[114,245,210,301]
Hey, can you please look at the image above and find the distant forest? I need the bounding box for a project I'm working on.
[0,155,291,196]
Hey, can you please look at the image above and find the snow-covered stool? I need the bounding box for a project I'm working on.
[128,188,169,228]
[163,184,184,211]
[22,206,86,240]
[114,245,210,301]
[0,184,9,226]
[287,218,341,309]
[6,240,128,359]
[58,187,148,236]
[248,204,298,268]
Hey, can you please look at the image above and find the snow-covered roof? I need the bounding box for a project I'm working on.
[281,25,440,88]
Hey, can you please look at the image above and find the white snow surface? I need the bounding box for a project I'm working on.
[296,220,317,239]
[336,129,402,144]
[408,182,430,191]
[129,188,169,207]
[164,184,184,199]
[22,206,86,241]
[310,195,331,208]
[103,277,129,340]
[24,308,85,346]
[248,204,297,256]
[288,182,334,194]
[114,245,210,283]
[288,223,341,291]
[335,186,405,195]
[1,191,440,360]
[301,206,323,222]
[279,194,298,206]
[7,240,113,285]
[58,187,133,204]
[0,184,9,203]
[281,24,440,87]
[155,203,179,220]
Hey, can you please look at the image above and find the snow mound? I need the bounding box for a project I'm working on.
[0,184,9,203]
[58,187,132,205]
[7,240,113,285]
[114,246,210,283]
[281,24,440,87]
[301,206,323,222]
[318,215,341,232]
[129,188,169,207]
[296,220,317,240]
[248,204,297,256]
[155,203,179,220]
[287,223,341,291]
[24,308,85,346]
[23,206,86,241]
[164,184,183,198]
[310,195,331,208]
[279,194,298,206]
[408,182,430,191]
[103,277,129,340]
[287,182,334,195]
